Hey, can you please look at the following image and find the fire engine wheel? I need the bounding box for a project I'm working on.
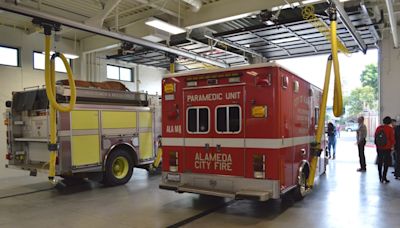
[294,170,309,201]
[103,149,134,186]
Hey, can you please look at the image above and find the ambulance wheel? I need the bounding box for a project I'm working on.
[103,149,134,186]
[294,169,309,201]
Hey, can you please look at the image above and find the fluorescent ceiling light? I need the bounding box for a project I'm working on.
[270,37,300,44]
[185,12,257,30]
[145,17,186,35]
[42,51,79,59]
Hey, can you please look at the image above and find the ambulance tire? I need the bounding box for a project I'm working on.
[103,149,134,186]
[294,169,309,201]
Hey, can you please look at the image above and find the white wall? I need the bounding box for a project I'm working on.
[379,29,400,121]
[0,25,80,172]
[89,56,166,95]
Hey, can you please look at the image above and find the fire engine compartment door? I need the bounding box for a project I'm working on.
[71,110,100,167]
[184,84,245,177]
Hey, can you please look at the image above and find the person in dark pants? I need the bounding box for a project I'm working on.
[356,116,367,172]
[327,122,337,159]
[375,116,395,183]
[394,123,400,179]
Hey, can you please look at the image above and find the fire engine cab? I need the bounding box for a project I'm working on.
[160,63,326,201]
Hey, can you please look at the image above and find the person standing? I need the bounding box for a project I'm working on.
[356,116,367,172]
[327,122,337,159]
[374,116,395,183]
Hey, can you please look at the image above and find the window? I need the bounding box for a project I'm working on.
[107,65,133,82]
[0,45,19,67]
[33,52,72,73]
[187,107,209,134]
[216,105,241,134]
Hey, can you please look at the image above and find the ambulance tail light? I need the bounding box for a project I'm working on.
[168,104,180,119]
[169,151,178,172]
[253,154,265,179]
[251,106,267,118]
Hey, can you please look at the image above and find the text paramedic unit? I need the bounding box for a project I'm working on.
[159,62,327,201]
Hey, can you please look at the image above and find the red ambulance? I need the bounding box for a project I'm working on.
[160,63,326,201]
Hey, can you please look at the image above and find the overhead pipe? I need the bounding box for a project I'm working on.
[183,0,202,12]
[0,2,229,68]
[385,0,399,48]
[330,0,368,54]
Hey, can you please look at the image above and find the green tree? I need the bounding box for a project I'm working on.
[360,64,378,99]
[346,86,377,116]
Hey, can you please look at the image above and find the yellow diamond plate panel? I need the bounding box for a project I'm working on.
[102,111,137,129]
[71,110,99,130]
[72,135,100,166]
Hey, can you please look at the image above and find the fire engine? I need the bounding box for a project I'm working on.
[4,81,160,186]
[160,63,326,201]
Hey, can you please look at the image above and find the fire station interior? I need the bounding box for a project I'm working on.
[0,0,400,227]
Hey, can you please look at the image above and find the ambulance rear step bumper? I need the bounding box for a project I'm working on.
[160,184,272,201]
[160,172,280,200]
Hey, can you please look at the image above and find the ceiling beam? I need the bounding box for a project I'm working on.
[108,8,158,29]
[134,0,180,18]
[85,0,122,28]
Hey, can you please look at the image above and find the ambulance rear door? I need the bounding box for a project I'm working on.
[183,84,245,177]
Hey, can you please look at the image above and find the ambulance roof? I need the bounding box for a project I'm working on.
[164,62,281,78]
[164,62,320,90]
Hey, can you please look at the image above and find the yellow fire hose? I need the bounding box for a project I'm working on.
[307,7,343,188]
[44,35,76,183]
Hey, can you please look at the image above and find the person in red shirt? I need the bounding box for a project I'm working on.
[375,116,395,183]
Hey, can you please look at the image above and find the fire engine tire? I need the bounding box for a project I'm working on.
[103,149,134,186]
[294,169,309,201]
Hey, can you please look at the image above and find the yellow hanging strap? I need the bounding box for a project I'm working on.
[44,34,76,183]
[302,5,350,55]
[307,5,343,188]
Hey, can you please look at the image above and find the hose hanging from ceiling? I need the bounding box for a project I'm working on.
[44,31,77,184]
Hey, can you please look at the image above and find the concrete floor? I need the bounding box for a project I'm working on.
[1,131,400,228]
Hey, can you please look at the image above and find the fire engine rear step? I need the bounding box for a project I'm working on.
[176,185,272,201]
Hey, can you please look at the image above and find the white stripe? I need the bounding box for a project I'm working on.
[162,136,313,149]
[162,137,184,147]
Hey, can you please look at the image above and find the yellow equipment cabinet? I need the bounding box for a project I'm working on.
[4,84,160,186]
